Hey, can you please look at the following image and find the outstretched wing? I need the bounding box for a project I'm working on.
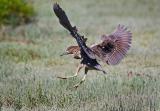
[91,25,132,65]
[53,3,96,59]
[53,3,74,32]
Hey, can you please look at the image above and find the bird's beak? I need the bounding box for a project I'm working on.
[60,52,69,56]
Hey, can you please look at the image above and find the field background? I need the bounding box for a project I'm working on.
[0,0,160,110]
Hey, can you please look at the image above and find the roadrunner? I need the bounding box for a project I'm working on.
[53,3,132,88]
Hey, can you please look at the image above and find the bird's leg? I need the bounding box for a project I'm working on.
[73,66,89,88]
[57,64,84,79]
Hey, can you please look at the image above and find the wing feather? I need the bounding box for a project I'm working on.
[107,25,132,65]
[91,24,132,65]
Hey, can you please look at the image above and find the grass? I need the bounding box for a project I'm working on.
[0,0,160,110]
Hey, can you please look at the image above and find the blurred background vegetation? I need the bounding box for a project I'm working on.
[0,0,35,26]
[0,0,160,111]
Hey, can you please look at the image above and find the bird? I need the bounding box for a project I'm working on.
[53,3,132,88]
